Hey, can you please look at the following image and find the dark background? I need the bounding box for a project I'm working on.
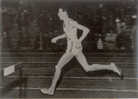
[1,0,137,52]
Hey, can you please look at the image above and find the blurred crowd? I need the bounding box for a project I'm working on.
[1,0,137,52]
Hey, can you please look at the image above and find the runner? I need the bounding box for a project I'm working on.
[40,8,122,95]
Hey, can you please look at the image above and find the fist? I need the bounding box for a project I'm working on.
[51,38,57,43]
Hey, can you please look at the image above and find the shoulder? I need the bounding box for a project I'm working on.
[69,19,78,26]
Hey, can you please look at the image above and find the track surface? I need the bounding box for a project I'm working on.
[0,52,138,98]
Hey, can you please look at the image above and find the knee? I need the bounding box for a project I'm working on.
[55,65,62,72]
[83,66,89,72]
[83,65,97,72]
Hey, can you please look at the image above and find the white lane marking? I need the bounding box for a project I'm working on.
[0,56,135,58]
[7,76,138,80]
[0,86,138,93]
[1,52,133,54]
[57,88,138,93]
[1,62,136,65]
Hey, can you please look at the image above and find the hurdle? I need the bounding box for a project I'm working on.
[1,62,28,98]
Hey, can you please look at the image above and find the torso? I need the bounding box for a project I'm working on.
[63,19,82,54]
[63,19,78,41]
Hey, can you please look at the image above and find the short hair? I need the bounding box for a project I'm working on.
[58,8,63,15]
[58,8,68,17]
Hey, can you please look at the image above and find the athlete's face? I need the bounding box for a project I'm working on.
[58,9,68,21]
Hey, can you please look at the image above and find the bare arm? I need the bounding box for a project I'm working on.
[75,22,90,42]
[51,34,66,43]
[54,34,66,40]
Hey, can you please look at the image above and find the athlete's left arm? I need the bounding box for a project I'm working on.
[74,22,90,42]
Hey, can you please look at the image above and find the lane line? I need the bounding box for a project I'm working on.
[0,86,138,93]
[1,62,136,65]
[0,51,134,54]
[57,88,138,93]
[0,56,135,58]
[8,76,138,80]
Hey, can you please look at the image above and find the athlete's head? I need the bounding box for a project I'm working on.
[58,8,69,21]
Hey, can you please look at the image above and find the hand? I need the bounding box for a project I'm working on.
[51,38,57,43]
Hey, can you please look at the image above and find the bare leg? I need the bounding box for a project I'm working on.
[40,52,74,95]
[75,51,121,75]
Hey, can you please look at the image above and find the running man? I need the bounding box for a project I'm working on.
[40,8,122,95]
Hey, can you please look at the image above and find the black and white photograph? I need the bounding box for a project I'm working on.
[0,0,137,98]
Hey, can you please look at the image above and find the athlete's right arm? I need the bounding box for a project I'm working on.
[51,34,66,43]
[73,21,90,42]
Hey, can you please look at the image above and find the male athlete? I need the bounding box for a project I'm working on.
[40,8,122,95]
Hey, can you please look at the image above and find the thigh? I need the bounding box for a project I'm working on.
[56,52,74,69]
[75,51,89,67]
